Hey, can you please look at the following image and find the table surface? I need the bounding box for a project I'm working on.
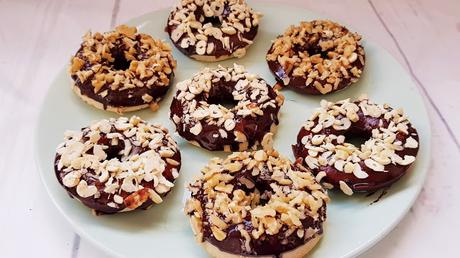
[1,0,458,257]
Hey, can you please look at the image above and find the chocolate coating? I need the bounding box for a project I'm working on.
[170,71,282,151]
[73,68,171,110]
[187,152,328,257]
[267,53,364,95]
[70,26,176,111]
[200,170,326,257]
[54,118,181,215]
[166,1,259,59]
[293,105,419,192]
[266,20,365,95]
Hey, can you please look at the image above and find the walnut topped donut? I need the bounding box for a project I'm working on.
[267,20,365,95]
[166,0,262,62]
[170,64,284,151]
[70,25,177,113]
[185,137,329,257]
[293,96,419,195]
[54,116,181,215]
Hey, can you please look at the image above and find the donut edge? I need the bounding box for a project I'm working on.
[201,234,322,258]
[188,45,249,62]
[189,54,232,62]
[72,83,151,114]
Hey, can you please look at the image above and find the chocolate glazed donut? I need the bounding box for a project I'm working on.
[185,137,329,257]
[170,64,284,152]
[266,20,365,95]
[292,96,419,195]
[54,116,181,215]
[69,25,176,113]
[166,0,262,62]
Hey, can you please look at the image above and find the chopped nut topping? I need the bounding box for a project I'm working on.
[185,148,329,251]
[297,96,418,194]
[339,181,353,196]
[167,0,262,57]
[404,137,418,148]
[267,20,365,94]
[55,116,180,211]
[76,180,98,198]
[70,25,176,104]
[171,64,283,151]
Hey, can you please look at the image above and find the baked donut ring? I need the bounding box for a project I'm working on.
[70,25,176,113]
[166,0,262,62]
[185,135,329,257]
[54,116,181,215]
[292,96,419,195]
[170,64,284,151]
[266,20,365,95]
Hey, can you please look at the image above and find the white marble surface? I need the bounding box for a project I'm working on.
[0,0,458,257]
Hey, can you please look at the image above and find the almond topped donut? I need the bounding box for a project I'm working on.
[166,0,262,62]
[266,20,365,95]
[185,135,329,257]
[70,25,177,113]
[170,64,284,152]
[54,116,181,215]
[292,96,419,195]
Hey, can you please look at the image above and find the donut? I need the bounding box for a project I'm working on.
[185,135,329,257]
[54,116,181,215]
[292,95,419,195]
[266,20,365,95]
[166,0,262,62]
[69,25,177,113]
[170,64,284,152]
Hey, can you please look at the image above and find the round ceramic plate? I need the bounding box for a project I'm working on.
[36,2,431,258]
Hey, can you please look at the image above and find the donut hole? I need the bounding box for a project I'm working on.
[208,96,238,109]
[344,131,371,148]
[293,34,331,59]
[202,4,231,28]
[236,174,273,206]
[111,49,131,71]
[201,5,230,28]
[104,144,125,160]
[203,16,223,28]
[207,83,238,109]
[96,135,126,160]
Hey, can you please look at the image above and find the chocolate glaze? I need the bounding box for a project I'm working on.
[72,34,174,110]
[54,125,181,215]
[170,77,281,151]
[292,107,419,193]
[266,29,365,95]
[191,166,326,256]
[166,4,258,58]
